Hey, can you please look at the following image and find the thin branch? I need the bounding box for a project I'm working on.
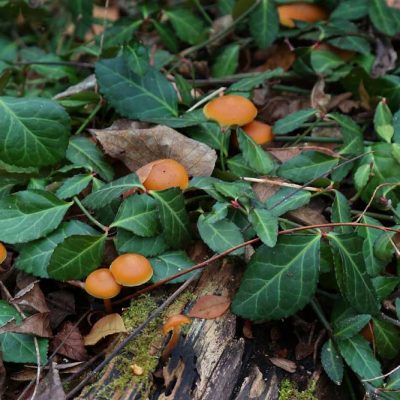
[186,86,226,112]
[242,177,323,193]
[310,298,332,334]
[73,196,109,233]
[362,364,400,383]
[14,61,94,69]
[379,312,400,328]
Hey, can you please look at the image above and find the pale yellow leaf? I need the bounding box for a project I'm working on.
[84,313,127,346]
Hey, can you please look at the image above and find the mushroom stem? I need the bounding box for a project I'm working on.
[162,327,181,362]
[103,299,113,314]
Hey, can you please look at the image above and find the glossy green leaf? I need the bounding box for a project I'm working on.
[387,368,400,390]
[374,100,394,143]
[0,96,70,167]
[310,50,344,75]
[151,188,191,249]
[265,187,311,217]
[232,235,320,320]
[197,215,244,255]
[249,208,278,247]
[372,276,400,301]
[369,0,400,36]
[213,180,253,200]
[373,318,400,359]
[111,194,160,237]
[249,0,279,49]
[204,202,229,224]
[228,68,284,92]
[56,174,93,200]
[152,20,179,53]
[354,163,371,192]
[212,44,240,77]
[273,108,317,135]
[103,19,142,48]
[321,339,344,386]
[334,314,371,339]
[227,154,258,177]
[331,0,368,20]
[47,234,107,280]
[332,190,352,234]
[0,190,72,244]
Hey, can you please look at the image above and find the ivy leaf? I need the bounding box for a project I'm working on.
[237,127,274,174]
[321,339,344,386]
[0,96,70,167]
[372,276,400,301]
[203,202,229,224]
[47,234,107,280]
[115,229,169,257]
[66,136,114,182]
[264,187,311,217]
[15,220,98,278]
[83,173,143,210]
[151,188,191,249]
[369,0,400,36]
[0,301,48,364]
[56,174,93,200]
[197,215,245,255]
[373,318,400,359]
[212,44,240,78]
[273,108,317,135]
[331,190,352,234]
[249,208,278,247]
[337,335,383,386]
[334,314,371,339]
[232,235,320,320]
[213,180,253,200]
[150,250,198,284]
[374,100,394,143]
[0,190,72,244]
[278,151,338,184]
[96,55,178,120]
[110,194,160,237]
[227,154,258,177]
[228,68,284,92]
[249,0,279,49]
[310,50,344,76]
[329,234,380,315]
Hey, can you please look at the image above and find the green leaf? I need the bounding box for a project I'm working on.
[0,301,48,364]
[66,136,114,182]
[387,368,400,390]
[372,276,400,301]
[151,188,191,249]
[310,50,344,76]
[204,202,229,224]
[278,151,338,184]
[331,0,368,20]
[354,163,371,191]
[56,174,93,200]
[47,234,107,280]
[197,215,244,255]
[373,318,400,359]
[249,0,279,49]
[334,314,371,339]
[328,36,370,56]
[110,194,160,237]
[175,74,193,106]
[369,0,400,36]
[16,220,98,278]
[249,208,278,247]
[213,180,253,200]
[152,20,179,53]
[329,234,380,315]
[265,187,311,217]
[337,335,383,385]
[123,44,150,76]
[237,127,274,174]
[103,19,142,48]
[150,251,197,284]
[228,68,284,92]
[165,9,206,45]
[189,176,226,201]
[227,154,258,177]
[212,44,240,78]
[374,230,397,262]
[232,235,320,320]
[396,298,400,320]
[331,190,352,234]
[83,173,143,210]
[321,339,344,386]
[68,0,93,38]
[374,100,394,143]
[0,190,72,244]
[273,108,317,135]
[96,55,178,121]
[0,96,70,167]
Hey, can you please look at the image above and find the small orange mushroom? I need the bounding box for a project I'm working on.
[162,314,192,361]
[203,95,258,127]
[85,268,121,313]
[242,120,274,145]
[110,253,153,287]
[278,3,328,28]
[0,242,7,264]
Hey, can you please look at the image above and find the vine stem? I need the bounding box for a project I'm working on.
[310,298,332,334]
[186,86,226,112]
[242,177,323,192]
[114,221,400,305]
[74,101,102,135]
[73,196,109,233]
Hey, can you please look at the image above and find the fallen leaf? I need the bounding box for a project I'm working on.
[52,321,87,361]
[295,341,314,361]
[311,78,331,114]
[90,122,217,177]
[11,278,49,314]
[253,43,296,72]
[46,290,75,329]
[0,312,52,338]
[84,313,127,346]
[252,179,280,202]
[286,199,330,230]
[53,74,96,100]
[35,363,66,400]
[269,357,297,373]
[243,320,254,339]
[188,295,231,319]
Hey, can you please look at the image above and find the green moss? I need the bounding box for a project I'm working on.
[279,379,318,400]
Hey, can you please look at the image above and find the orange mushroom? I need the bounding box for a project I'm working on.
[110,253,153,287]
[85,268,121,313]
[278,3,328,28]
[0,242,7,264]
[162,314,192,361]
[203,95,258,127]
[242,120,274,145]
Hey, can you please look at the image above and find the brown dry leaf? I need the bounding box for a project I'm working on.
[267,147,301,163]
[311,78,331,114]
[253,43,296,72]
[372,38,397,78]
[90,122,217,177]
[84,313,127,346]
[36,363,66,400]
[287,202,330,231]
[269,357,297,373]
[0,312,52,338]
[252,179,280,202]
[327,92,353,111]
[53,74,96,100]
[12,278,49,314]
[208,15,233,50]
[52,321,88,361]
[188,295,231,319]
[295,342,315,361]
[46,290,75,329]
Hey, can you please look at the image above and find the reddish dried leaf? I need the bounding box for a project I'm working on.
[253,43,296,72]
[188,295,231,319]
[52,321,87,361]
[46,290,75,329]
[295,341,314,360]
[11,281,49,314]
[0,312,52,338]
[269,357,297,373]
[84,313,127,346]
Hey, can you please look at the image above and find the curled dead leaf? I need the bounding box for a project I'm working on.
[52,321,87,361]
[84,313,127,346]
[188,295,231,319]
[269,357,297,373]
[0,312,52,338]
[11,279,49,314]
[53,74,96,100]
[90,122,217,177]
[35,363,66,400]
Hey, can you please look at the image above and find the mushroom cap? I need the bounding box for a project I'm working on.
[278,3,328,28]
[162,314,192,334]
[0,242,6,264]
[203,95,257,127]
[110,253,153,287]
[85,268,121,299]
[243,121,274,145]
[142,159,189,191]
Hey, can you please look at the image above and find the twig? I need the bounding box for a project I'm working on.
[186,86,226,112]
[14,61,94,69]
[98,0,110,57]
[379,312,400,328]
[242,177,323,193]
[310,298,332,334]
[74,101,102,135]
[362,365,400,382]
[73,196,109,233]
[65,275,197,399]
